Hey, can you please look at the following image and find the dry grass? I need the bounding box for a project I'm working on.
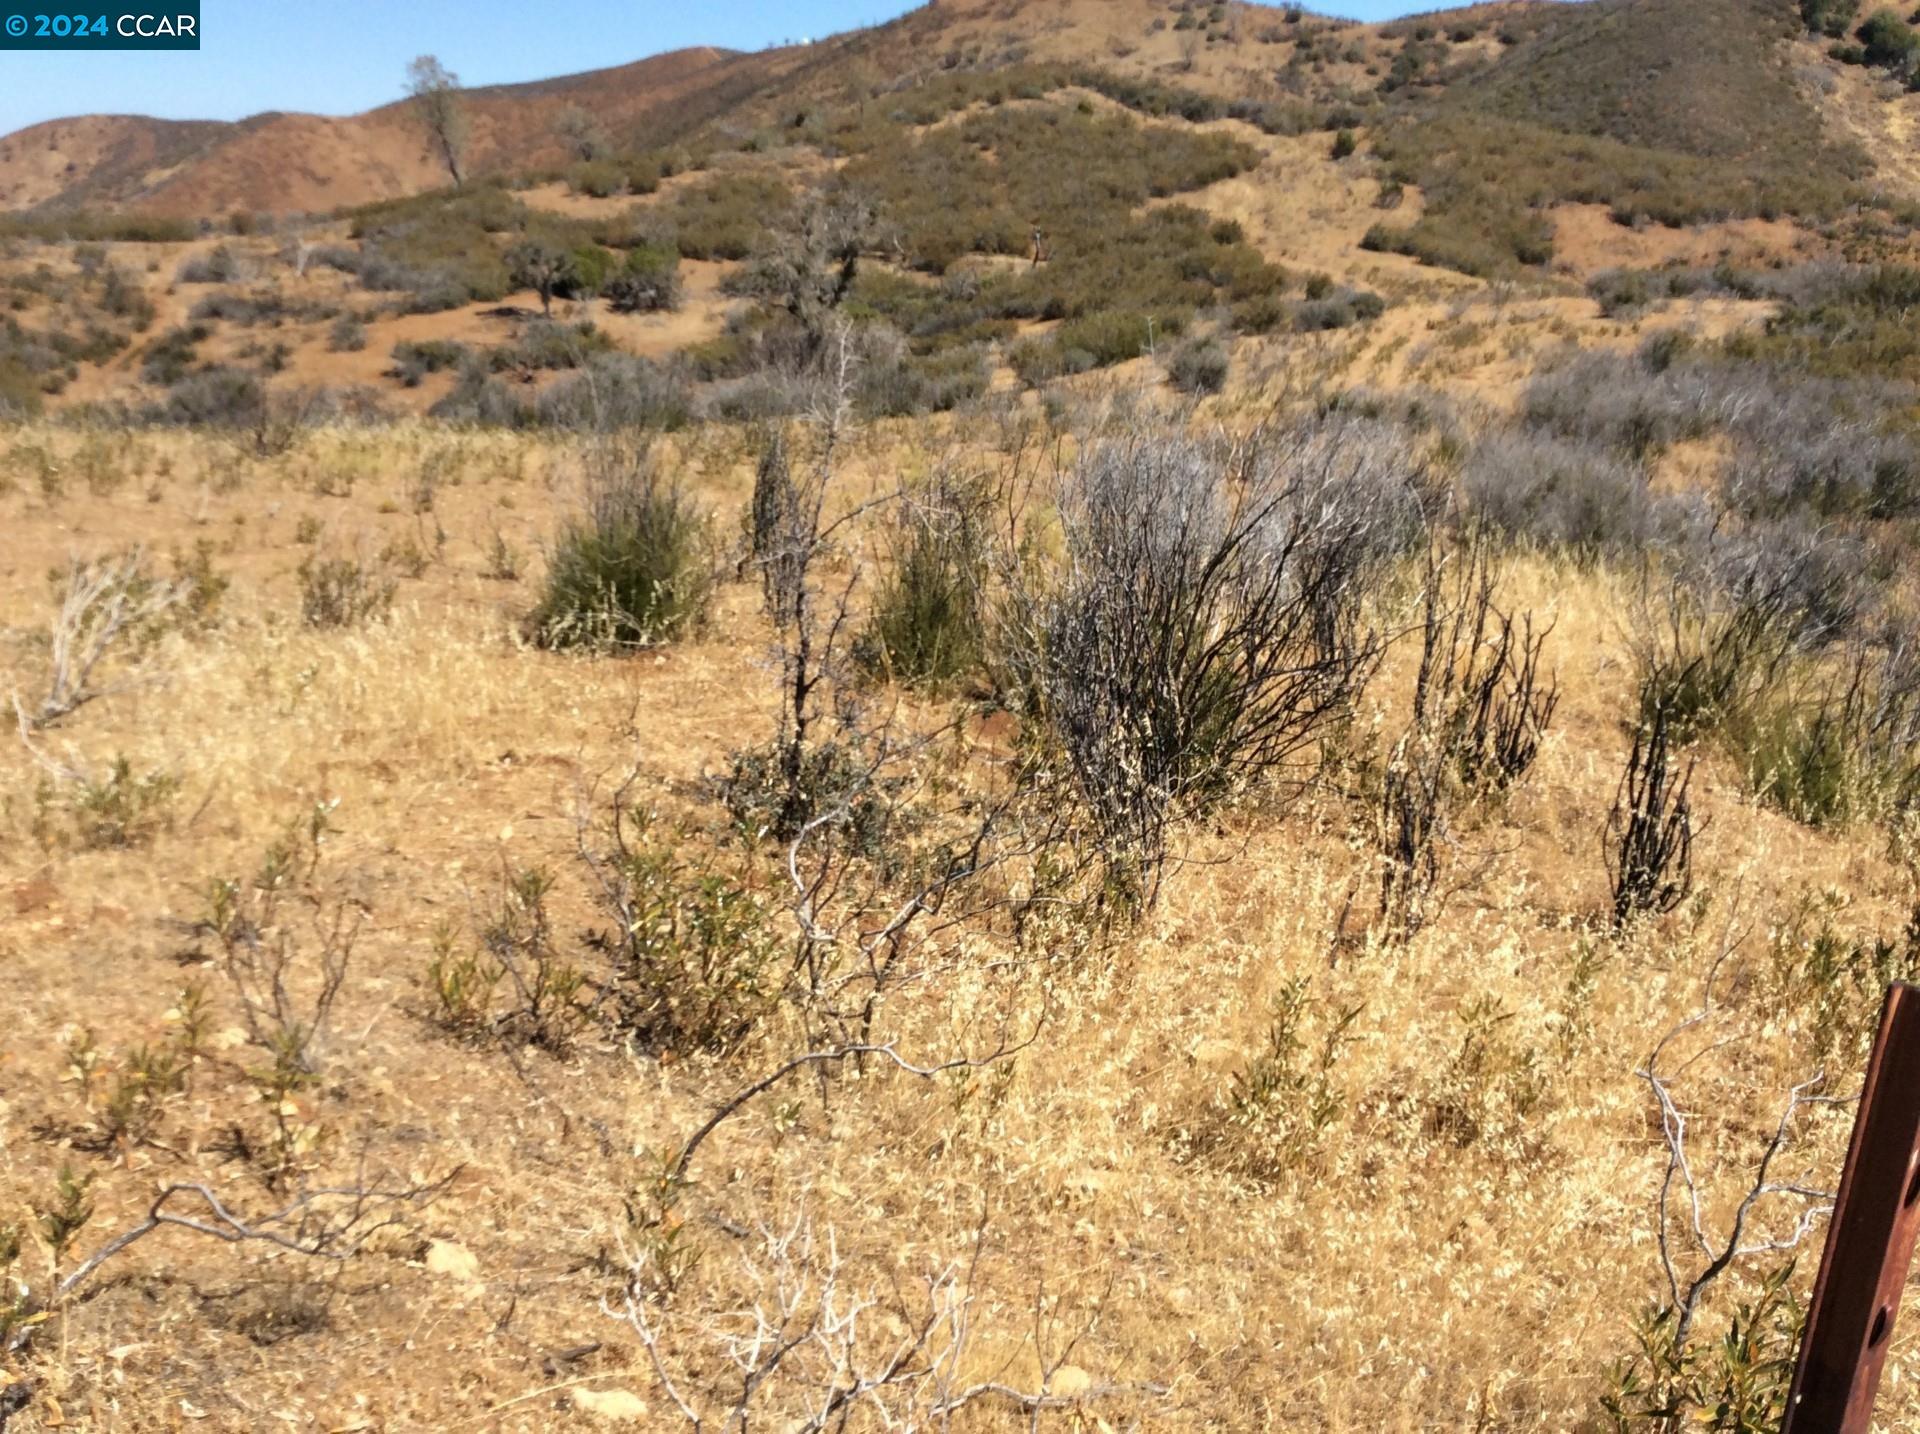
[0,413,1915,1430]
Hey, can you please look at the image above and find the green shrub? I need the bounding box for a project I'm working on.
[1803,0,1861,35]
[531,448,713,648]
[600,814,777,1055]
[487,319,610,372]
[857,474,990,688]
[389,338,468,385]
[569,244,615,298]
[1600,1262,1801,1432]
[1331,128,1358,159]
[568,159,625,198]
[1165,335,1230,394]
[299,555,396,629]
[1857,8,1920,70]
[41,757,179,849]
[603,243,682,313]
[662,172,793,260]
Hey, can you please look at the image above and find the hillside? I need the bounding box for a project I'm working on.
[0,0,1564,220]
[7,0,1920,1429]
[0,45,794,216]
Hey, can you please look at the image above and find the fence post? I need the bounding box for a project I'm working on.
[1783,981,1920,1433]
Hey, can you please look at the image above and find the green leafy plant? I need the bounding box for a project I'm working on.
[531,445,713,650]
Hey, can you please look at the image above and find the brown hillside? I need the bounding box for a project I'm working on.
[0,44,806,217]
[0,0,1579,219]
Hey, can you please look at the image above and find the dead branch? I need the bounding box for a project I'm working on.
[15,550,184,729]
[1640,918,1851,1355]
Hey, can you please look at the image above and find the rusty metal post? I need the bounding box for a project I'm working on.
[1784,981,1920,1433]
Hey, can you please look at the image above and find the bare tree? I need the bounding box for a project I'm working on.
[406,55,469,190]
[5,1169,452,1364]
[737,186,877,360]
[554,103,608,163]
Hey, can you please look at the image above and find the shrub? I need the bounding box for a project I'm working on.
[1013,423,1406,902]
[588,810,777,1055]
[1375,543,1557,942]
[1857,8,1920,71]
[530,445,713,649]
[855,337,990,417]
[1165,335,1230,394]
[388,338,468,385]
[663,172,794,260]
[1331,128,1358,159]
[326,314,368,352]
[1461,431,1683,557]
[299,555,396,629]
[1804,0,1861,34]
[40,756,179,849]
[427,865,585,1052]
[533,354,698,431]
[1206,978,1361,1183]
[857,472,991,689]
[427,367,529,426]
[569,244,615,298]
[1722,635,1920,828]
[158,366,267,427]
[175,246,244,284]
[1607,697,1695,927]
[1292,289,1385,331]
[568,159,625,198]
[343,186,521,310]
[602,243,682,313]
[488,319,609,372]
[140,324,209,385]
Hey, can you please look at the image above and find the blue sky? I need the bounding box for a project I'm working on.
[0,0,1443,137]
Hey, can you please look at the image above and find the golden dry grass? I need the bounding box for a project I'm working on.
[0,415,1916,1431]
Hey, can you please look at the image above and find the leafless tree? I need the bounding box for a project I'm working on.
[406,55,469,189]
[738,329,891,840]
[737,186,877,360]
[554,103,608,163]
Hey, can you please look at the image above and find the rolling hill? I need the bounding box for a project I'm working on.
[2,0,1913,226]
[0,44,800,215]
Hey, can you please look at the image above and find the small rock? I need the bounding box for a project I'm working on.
[573,1388,649,1421]
[1191,1038,1240,1069]
[1050,1365,1094,1398]
[424,1239,480,1282]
